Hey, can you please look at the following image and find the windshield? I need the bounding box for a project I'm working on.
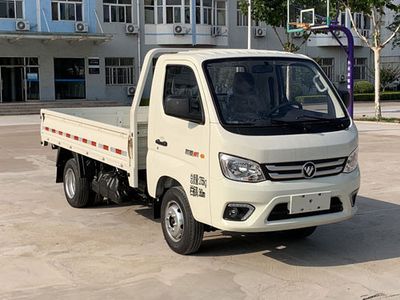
[204,57,350,135]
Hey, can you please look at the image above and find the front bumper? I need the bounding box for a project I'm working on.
[210,168,360,233]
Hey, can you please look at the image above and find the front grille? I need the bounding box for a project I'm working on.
[267,197,343,221]
[264,157,346,181]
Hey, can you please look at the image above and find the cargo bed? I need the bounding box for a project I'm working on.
[41,106,148,172]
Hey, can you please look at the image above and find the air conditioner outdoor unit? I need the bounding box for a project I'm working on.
[75,22,88,33]
[126,24,139,34]
[292,31,303,38]
[16,20,30,31]
[211,26,225,37]
[127,86,136,96]
[254,27,266,38]
[173,24,189,35]
[332,30,342,38]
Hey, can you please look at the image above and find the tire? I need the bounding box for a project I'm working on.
[63,158,95,208]
[284,226,317,239]
[161,186,204,255]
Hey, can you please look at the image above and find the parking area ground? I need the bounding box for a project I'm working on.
[0,119,400,299]
[354,101,400,119]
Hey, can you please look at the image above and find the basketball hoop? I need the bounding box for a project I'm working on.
[287,0,330,33]
[288,22,312,31]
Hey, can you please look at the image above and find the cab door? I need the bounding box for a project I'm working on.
[147,62,211,224]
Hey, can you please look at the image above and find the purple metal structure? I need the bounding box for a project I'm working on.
[327,22,355,118]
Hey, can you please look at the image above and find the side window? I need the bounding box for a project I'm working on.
[163,65,204,123]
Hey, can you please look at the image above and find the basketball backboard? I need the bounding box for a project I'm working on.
[287,0,331,33]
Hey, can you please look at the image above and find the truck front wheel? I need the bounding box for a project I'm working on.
[161,186,204,255]
[63,158,94,208]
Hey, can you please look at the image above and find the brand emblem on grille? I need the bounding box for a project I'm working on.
[302,162,316,178]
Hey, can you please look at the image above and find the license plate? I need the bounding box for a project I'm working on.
[289,192,331,215]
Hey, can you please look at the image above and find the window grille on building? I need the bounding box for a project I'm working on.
[51,0,83,21]
[315,58,335,81]
[145,0,226,26]
[354,58,367,80]
[236,1,261,27]
[215,0,225,26]
[105,58,135,85]
[165,0,190,24]
[103,0,132,23]
[0,0,23,18]
[236,1,247,27]
[196,0,212,25]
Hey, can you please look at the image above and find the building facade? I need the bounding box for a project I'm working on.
[0,0,374,104]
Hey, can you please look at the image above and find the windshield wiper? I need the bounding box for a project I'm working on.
[270,118,309,132]
[296,114,332,121]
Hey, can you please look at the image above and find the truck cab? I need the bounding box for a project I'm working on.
[41,49,360,255]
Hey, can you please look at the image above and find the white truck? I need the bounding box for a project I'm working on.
[41,49,360,254]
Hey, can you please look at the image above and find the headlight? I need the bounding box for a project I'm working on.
[343,148,358,173]
[219,153,266,183]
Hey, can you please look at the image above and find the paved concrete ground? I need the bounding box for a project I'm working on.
[0,120,400,299]
[354,101,400,119]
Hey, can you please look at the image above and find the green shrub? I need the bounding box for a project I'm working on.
[296,95,328,104]
[354,81,374,94]
[354,92,400,101]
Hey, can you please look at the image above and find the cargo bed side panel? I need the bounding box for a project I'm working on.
[41,109,131,172]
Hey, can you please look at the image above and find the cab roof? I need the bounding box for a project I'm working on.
[161,49,312,63]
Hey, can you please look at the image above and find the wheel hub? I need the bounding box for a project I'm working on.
[65,168,76,199]
[165,201,184,242]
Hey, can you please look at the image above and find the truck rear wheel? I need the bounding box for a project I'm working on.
[63,158,94,208]
[161,186,204,255]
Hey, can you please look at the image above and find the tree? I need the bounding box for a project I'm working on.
[239,0,310,53]
[338,0,400,119]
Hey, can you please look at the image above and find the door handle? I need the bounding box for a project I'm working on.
[155,139,168,147]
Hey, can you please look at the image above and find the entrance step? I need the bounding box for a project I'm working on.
[0,100,128,116]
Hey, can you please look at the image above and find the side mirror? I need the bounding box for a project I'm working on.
[164,95,204,124]
[338,90,350,108]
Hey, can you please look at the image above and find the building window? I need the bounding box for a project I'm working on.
[354,13,362,29]
[105,58,135,85]
[236,1,247,26]
[145,0,164,24]
[146,0,193,24]
[0,57,39,102]
[145,0,227,25]
[51,0,83,21]
[184,0,190,23]
[215,0,226,26]
[103,0,132,23]
[0,0,23,18]
[236,1,261,27]
[144,0,155,24]
[203,0,212,24]
[196,0,212,25]
[315,58,334,81]
[157,0,163,23]
[54,58,85,99]
[340,12,346,26]
[354,58,367,80]
[166,0,182,24]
